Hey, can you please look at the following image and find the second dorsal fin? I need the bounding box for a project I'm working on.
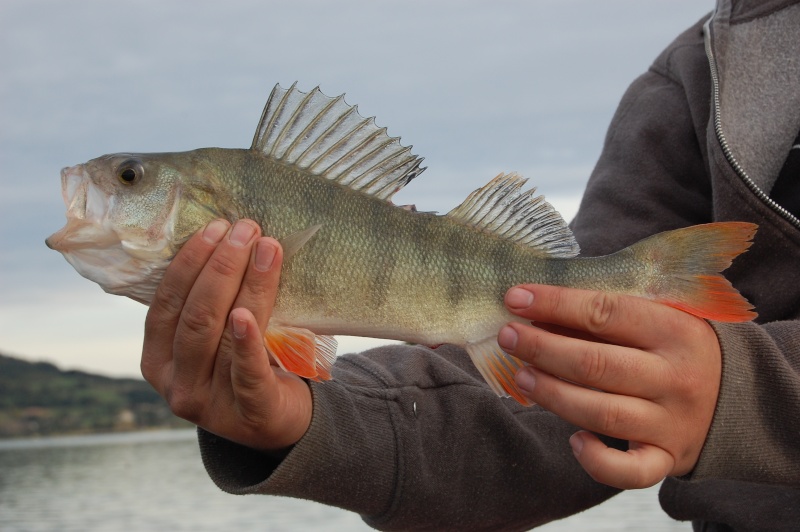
[251,83,425,201]
[447,173,580,258]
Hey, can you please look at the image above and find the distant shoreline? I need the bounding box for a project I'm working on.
[0,352,191,439]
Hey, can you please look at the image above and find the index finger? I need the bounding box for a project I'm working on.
[142,219,231,386]
[505,284,687,349]
[231,236,284,335]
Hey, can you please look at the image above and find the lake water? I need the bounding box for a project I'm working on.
[0,430,688,531]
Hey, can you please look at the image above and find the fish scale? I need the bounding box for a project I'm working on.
[46,83,757,404]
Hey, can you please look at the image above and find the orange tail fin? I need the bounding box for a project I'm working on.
[637,222,758,322]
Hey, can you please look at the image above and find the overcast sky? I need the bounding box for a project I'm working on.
[0,0,713,377]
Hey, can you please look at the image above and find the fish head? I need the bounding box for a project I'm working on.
[46,152,224,304]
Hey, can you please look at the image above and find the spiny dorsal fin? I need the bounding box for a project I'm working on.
[447,173,580,258]
[251,83,426,201]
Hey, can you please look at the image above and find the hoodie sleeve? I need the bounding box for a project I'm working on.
[199,344,621,531]
[691,320,800,484]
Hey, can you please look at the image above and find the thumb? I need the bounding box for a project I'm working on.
[229,307,313,450]
[229,307,277,403]
[570,431,675,489]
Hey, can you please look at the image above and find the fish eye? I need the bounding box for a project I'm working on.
[117,160,144,185]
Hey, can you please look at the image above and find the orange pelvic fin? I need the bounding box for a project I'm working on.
[264,324,337,380]
[466,337,533,406]
[642,222,758,322]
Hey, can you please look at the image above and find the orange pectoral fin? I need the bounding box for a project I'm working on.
[263,325,337,381]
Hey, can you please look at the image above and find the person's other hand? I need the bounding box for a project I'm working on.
[141,219,312,452]
[498,284,722,489]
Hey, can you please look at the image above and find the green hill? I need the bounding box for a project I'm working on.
[0,353,191,438]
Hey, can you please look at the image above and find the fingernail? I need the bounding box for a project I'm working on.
[506,287,534,310]
[515,367,536,394]
[498,325,518,352]
[255,239,277,272]
[570,432,584,458]
[232,314,247,339]
[230,221,257,246]
[203,219,229,244]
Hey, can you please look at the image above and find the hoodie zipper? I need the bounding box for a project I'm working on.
[703,13,800,229]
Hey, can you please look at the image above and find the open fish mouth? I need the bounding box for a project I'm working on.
[46,165,116,252]
[44,164,128,295]
[44,162,177,305]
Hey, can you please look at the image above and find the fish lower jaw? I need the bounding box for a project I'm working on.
[48,195,175,304]
[62,242,168,305]
[50,218,171,305]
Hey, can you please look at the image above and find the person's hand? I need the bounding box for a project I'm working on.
[140,219,312,453]
[498,284,722,489]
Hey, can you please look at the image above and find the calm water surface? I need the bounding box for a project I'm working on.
[0,430,687,531]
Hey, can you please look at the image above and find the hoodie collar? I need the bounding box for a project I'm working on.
[705,0,800,199]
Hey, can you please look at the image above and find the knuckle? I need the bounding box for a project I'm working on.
[140,357,159,386]
[179,302,220,337]
[584,292,618,334]
[149,282,186,326]
[684,315,716,347]
[546,287,570,320]
[239,405,270,430]
[534,371,563,410]
[242,276,271,304]
[669,363,699,395]
[207,252,243,280]
[576,345,608,385]
[627,459,651,489]
[596,398,624,435]
[165,386,203,422]
[517,327,545,364]
[149,241,213,318]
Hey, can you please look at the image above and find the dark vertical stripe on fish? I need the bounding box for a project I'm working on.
[489,239,517,304]
[444,226,468,306]
[367,198,395,309]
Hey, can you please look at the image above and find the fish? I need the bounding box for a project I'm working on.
[46,83,757,404]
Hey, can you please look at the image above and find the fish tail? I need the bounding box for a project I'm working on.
[636,222,758,322]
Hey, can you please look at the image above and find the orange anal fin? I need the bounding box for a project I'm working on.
[310,335,337,382]
[263,325,337,381]
[264,325,318,379]
[465,338,534,406]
